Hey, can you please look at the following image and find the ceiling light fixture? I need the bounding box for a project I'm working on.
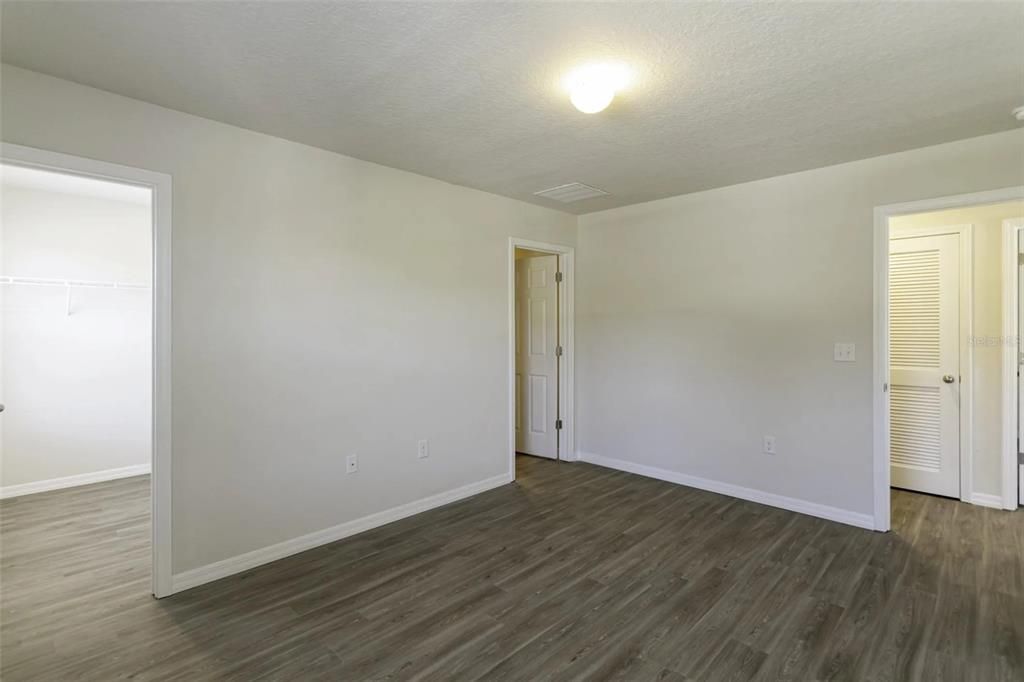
[1014,105,1024,122]
[564,62,631,114]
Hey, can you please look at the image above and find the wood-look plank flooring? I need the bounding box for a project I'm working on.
[1,455,1021,680]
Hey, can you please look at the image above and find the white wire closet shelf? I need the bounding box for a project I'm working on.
[0,275,151,315]
[0,275,150,290]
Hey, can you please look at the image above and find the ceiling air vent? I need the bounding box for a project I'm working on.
[533,182,608,203]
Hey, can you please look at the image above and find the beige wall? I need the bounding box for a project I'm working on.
[890,201,1024,497]
[0,65,576,574]
[515,248,553,260]
[577,129,1024,517]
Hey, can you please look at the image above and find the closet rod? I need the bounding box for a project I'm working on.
[0,275,150,290]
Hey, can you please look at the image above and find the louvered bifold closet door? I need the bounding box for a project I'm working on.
[889,233,960,498]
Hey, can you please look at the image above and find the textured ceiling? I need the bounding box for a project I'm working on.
[2,1,1022,214]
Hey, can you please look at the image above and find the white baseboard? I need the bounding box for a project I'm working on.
[0,463,151,499]
[578,452,876,531]
[171,472,511,594]
[970,492,1005,509]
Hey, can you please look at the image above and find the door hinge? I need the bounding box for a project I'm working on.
[556,345,563,357]
[555,271,563,283]
[555,419,563,430]
[883,382,889,392]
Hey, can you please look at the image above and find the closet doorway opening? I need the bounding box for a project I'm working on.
[0,144,172,597]
[507,238,575,480]
[873,187,1024,530]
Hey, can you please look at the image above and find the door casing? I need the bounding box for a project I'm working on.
[874,186,1024,531]
[507,237,575,478]
[1,142,174,597]
[1001,217,1024,510]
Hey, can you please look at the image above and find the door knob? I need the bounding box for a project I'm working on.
[942,375,956,384]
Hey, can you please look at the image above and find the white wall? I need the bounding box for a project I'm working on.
[0,65,576,575]
[577,129,1024,517]
[1,185,152,489]
[890,201,1024,497]
[3,62,1020,581]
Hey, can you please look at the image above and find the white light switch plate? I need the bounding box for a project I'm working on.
[346,454,358,473]
[834,343,856,362]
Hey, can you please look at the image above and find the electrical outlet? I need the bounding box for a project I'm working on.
[417,440,429,459]
[763,436,777,455]
[834,343,856,362]
[346,454,358,473]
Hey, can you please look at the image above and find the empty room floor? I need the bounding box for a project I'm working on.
[1,456,1021,681]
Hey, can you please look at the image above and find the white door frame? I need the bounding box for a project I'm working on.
[888,222,973,504]
[1001,216,1024,511]
[2,143,174,597]
[508,237,575,477]
[874,186,1024,531]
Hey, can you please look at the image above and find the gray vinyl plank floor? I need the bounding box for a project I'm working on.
[1,454,1021,680]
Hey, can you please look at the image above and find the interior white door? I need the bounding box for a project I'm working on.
[889,233,960,498]
[515,254,559,459]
